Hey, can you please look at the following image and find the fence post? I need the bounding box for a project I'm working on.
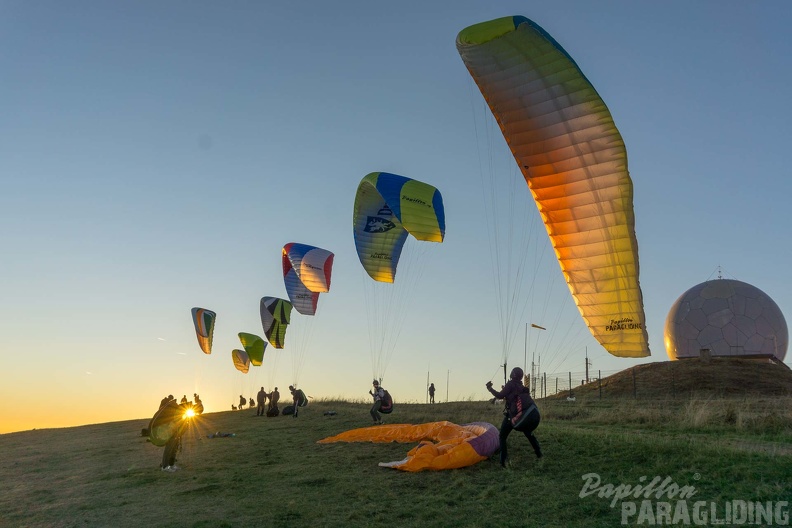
[568,371,573,399]
[598,369,602,399]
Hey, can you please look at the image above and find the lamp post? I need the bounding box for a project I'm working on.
[529,323,546,397]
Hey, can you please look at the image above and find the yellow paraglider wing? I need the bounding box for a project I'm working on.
[238,332,266,366]
[457,16,650,357]
[231,349,250,373]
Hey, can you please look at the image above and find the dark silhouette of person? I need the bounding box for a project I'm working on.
[180,395,189,405]
[160,394,174,409]
[256,387,268,416]
[486,367,542,467]
[239,394,246,410]
[193,393,204,415]
[157,399,192,472]
[268,387,280,416]
[428,383,436,404]
[289,386,306,418]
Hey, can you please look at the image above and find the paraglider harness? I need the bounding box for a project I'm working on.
[379,389,394,414]
[508,393,538,431]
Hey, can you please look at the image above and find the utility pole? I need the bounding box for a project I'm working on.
[446,369,450,403]
[585,347,590,384]
[530,324,546,398]
[426,368,429,404]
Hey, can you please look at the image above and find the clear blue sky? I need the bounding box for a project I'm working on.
[1,1,790,433]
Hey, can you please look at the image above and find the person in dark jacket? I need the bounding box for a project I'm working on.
[486,367,542,467]
[289,386,307,418]
[268,387,280,413]
[256,387,268,416]
[157,400,191,472]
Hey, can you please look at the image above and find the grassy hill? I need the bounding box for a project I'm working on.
[556,358,792,400]
[1,396,790,528]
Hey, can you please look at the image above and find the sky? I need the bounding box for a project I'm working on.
[1,1,790,434]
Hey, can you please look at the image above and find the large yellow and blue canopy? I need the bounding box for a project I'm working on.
[353,172,445,283]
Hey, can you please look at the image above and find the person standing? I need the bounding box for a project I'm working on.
[369,380,386,424]
[268,387,280,415]
[428,383,436,404]
[485,367,542,467]
[154,399,191,472]
[256,387,268,416]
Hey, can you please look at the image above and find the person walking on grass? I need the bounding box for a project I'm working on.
[485,367,542,467]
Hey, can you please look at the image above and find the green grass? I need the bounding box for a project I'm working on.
[1,399,790,527]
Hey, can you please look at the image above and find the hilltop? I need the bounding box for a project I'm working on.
[557,358,792,400]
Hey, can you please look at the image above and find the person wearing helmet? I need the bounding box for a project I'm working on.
[368,379,386,425]
[485,367,542,467]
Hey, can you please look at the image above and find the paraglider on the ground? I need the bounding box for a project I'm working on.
[353,172,445,283]
[456,16,650,358]
[191,307,216,354]
[318,421,499,472]
[231,349,250,374]
[238,332,267,366]
[260,296,293,348]
[282,243,335,316]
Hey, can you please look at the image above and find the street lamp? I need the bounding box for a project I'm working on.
[528,323,546,397]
